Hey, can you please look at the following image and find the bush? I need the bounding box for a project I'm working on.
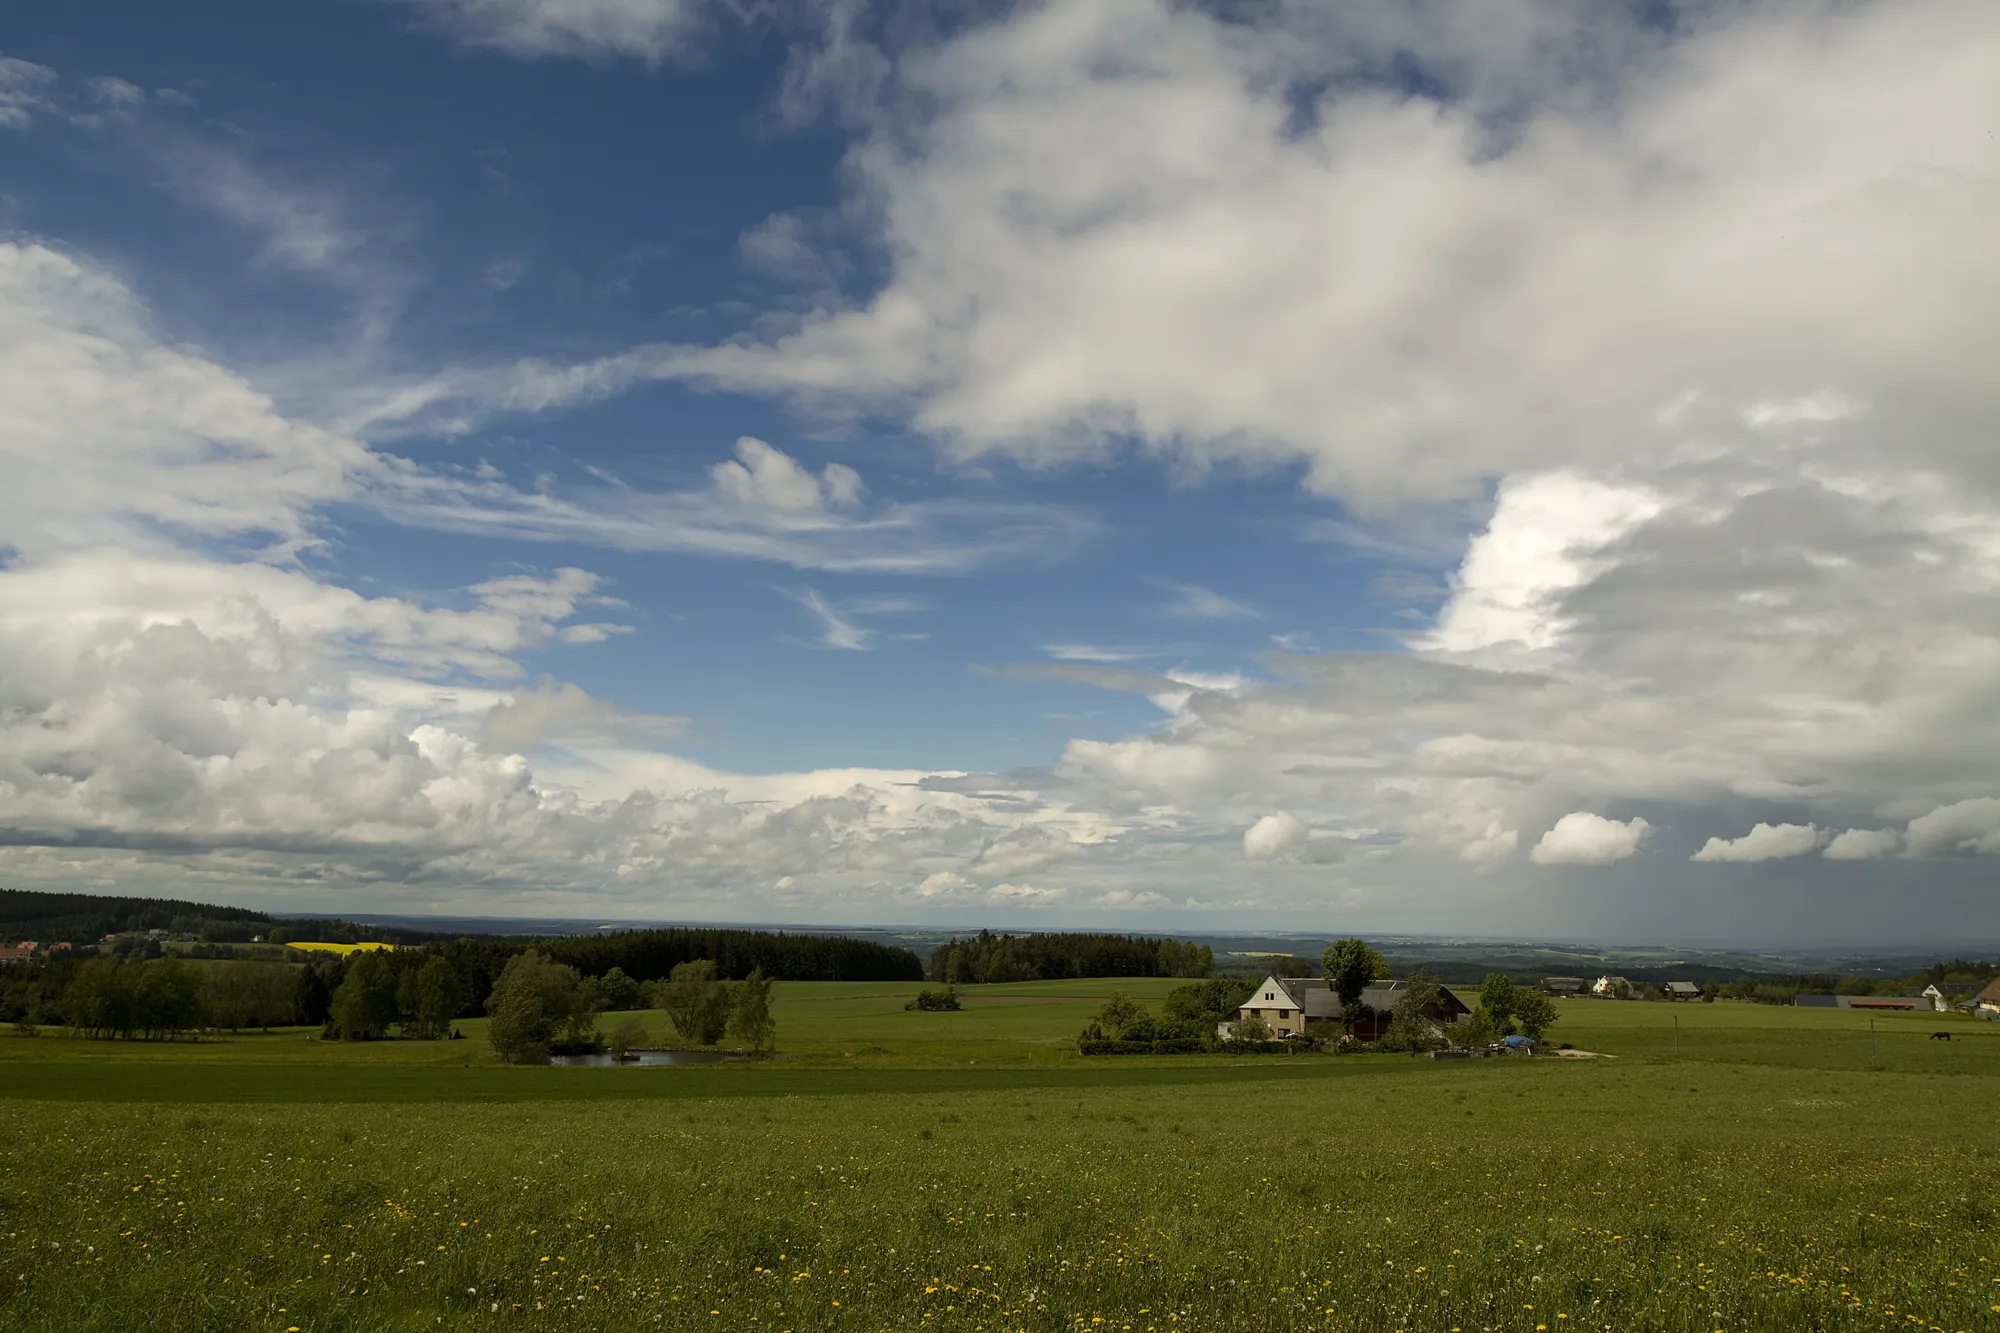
[1224,1011,1274,1043]
[905,986,962,1012]
[606,1017,649,1058]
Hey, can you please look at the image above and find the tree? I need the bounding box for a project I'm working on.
[1096,992,1145,1035]
[487,949,597,1065]
[1513,987,1558,1041]
[397,956,464,1040]
[294,961,337,1028]
[1380,970,1447,1052]
[1163,977,1256,1026]
[597,966,643,1012]
[1322,939,1388,1032]
[728,968,776,1053]
[656,960,733,1045]
[329,952,399,1040]
[1478,973,1521,1036]
[64,958,139,1039]
[206,963,296,1032]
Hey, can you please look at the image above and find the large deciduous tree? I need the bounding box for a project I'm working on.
[1321,939,1388,1033]
[486,950,599,1064]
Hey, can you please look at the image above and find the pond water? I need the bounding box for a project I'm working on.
[548,1050,741,1067]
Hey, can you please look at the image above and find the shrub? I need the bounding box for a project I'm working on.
[1225,1011,1274,1043]
[905,986,962,1012]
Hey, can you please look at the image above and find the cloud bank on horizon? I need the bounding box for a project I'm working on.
[0,0,1997,942]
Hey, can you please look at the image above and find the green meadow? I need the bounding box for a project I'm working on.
[3,986,1998,1331]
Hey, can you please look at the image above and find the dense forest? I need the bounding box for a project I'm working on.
[0,888,268,943]
[927,930,1212,983]
[0,889,434,947]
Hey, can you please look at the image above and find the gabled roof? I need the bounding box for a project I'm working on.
[1246,974,1468,1018]
[1977,976,2000,1005]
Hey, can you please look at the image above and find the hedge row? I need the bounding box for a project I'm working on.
[1076,1037,1209,1055]
[1077,1035,1325,1056]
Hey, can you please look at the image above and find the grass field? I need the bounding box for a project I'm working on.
[3,987,1997,1331]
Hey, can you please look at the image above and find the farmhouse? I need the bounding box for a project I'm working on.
[1662,981,1703,1001]
[1592,975,1635,998]
[1976,977,2000,1019]
[1226,974,1470,1041]
[1542,976,1588,997]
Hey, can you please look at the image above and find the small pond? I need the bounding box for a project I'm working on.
[549,1049,742,1067]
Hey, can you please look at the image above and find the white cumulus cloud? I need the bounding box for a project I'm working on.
[1243,812,1307,862]
[1529,813,1652,867]
[1690,823,1821,863]
[1822,828,1901,861]
[1904,799,2000,857]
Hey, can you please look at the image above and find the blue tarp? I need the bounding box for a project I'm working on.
[1502,1035,1536,1048]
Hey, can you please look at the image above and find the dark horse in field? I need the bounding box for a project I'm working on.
[1931,1031,1952,1041]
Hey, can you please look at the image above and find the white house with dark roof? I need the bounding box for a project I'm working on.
[1224,974,1469,1041]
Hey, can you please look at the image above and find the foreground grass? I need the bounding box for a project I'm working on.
[4,1057,1999,1332]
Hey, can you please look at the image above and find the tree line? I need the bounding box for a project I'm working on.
[15,956,304,1039]
[419,927,921,1012]
[927,930,1212,984]
[482,954,777,1064]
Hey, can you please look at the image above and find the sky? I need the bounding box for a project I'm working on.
[0,0,1997,946]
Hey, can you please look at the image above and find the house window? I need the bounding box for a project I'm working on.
[1264,992,1274,1000]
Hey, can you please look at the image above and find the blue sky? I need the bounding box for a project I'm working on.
[2,1,1998,944]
